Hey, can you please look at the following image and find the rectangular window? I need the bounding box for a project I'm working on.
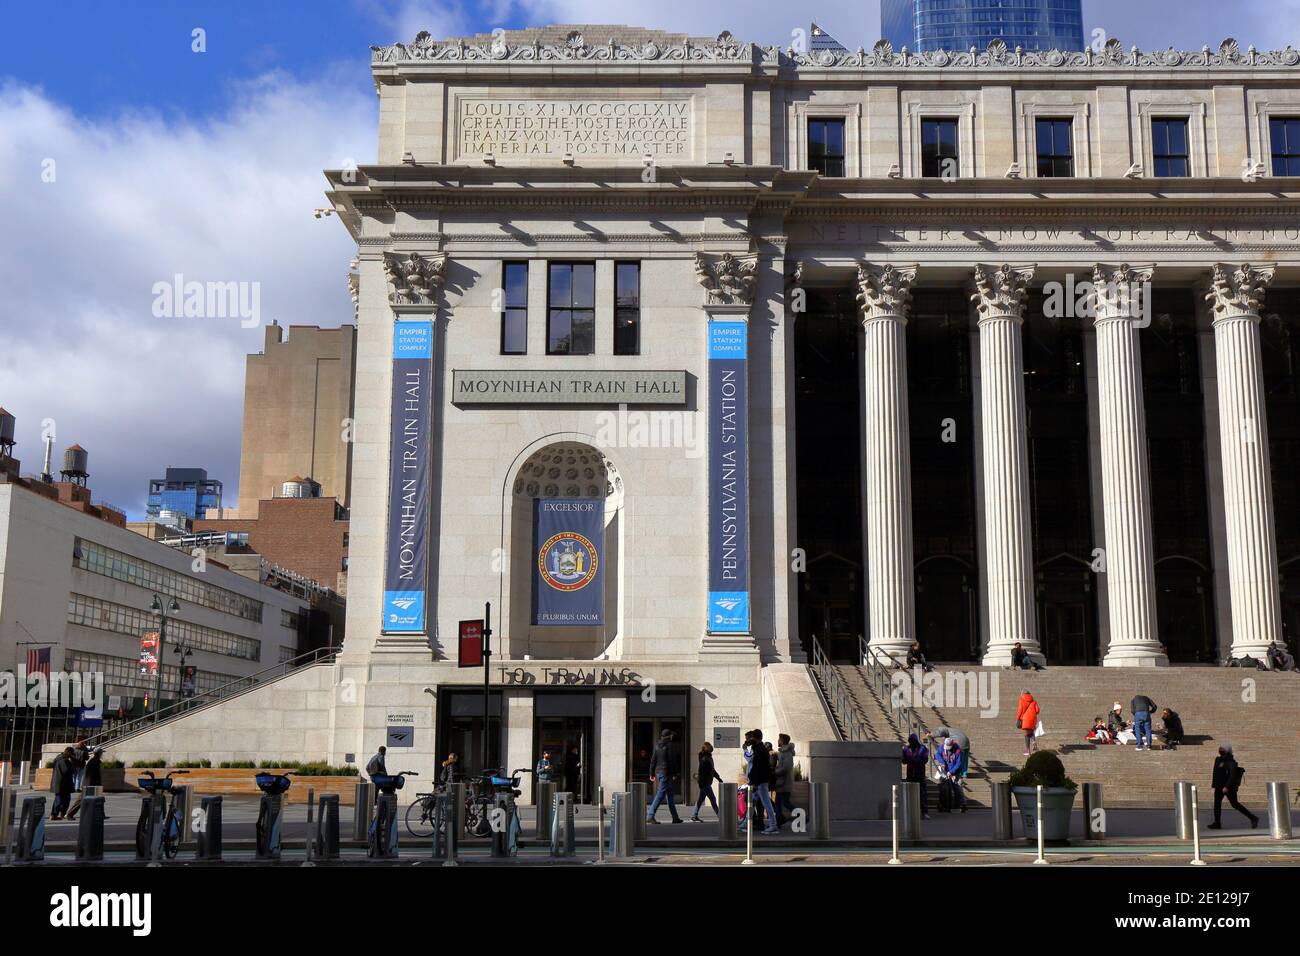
[501,261,529,355]
[1035,118,1074,177]
[547,263,595,355]
[808,119,846,177]
[614,262,641,356]
[1271,117,1300,176]
[920,118,960,178]
[1151,118,1190,177]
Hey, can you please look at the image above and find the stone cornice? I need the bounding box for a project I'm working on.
[970,264,1035,321]
[372,32,1299,74]
[856,263,918,322]
[1203,262,1275,321]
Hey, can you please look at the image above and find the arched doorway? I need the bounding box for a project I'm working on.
[508,441,624,659]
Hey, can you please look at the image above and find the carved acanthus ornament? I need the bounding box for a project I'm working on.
[383,251,446,306]
[695,252,758,307]
[1204,262,1274,321]
[1089,263,1155,322]
[856,264,918,321]
[970,264,1034,320]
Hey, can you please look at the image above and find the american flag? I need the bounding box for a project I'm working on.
[26,646,50,678]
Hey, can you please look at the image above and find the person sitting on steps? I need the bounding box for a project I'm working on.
[1010,642,1044,671]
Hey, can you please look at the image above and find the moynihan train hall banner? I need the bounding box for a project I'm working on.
[708,320,749,633]
[383,319,433,633]
[533,497,605,626]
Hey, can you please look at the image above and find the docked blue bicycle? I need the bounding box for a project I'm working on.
[135,769,190,860]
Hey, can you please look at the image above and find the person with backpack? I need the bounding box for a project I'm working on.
[938,738,968,813]
[690,740,723,822]
[646,729,682,824]
[1016,691,1041,756]
[1209,743,1259,829]
[1130,693,1157,751]
[365,745,387,779]
[773,734,797,829]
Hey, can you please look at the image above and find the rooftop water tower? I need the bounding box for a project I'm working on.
[0,407,14,459]
[60,443,89,486]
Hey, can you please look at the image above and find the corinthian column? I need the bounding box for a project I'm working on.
[1091,264,1166,666]
[970,264,1041,665]
[1203,263,1282,658]
[857,264,918,661]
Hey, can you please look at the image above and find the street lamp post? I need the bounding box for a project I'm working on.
[149,595,180,723]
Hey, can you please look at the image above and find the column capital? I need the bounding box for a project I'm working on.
[1203,262,1275,323]
[384,251,446,310]
[695,251,758,308]
[856,263,918,324]
[970,263,1035,322]
[1088,263,1155,324]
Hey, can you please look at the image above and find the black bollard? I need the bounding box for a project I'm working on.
[75,796,105,862]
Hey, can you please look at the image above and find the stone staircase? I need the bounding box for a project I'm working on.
[829,663,1300,808]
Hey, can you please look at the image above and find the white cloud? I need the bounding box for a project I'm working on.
[0,71,374,517]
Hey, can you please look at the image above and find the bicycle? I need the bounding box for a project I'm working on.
[405,777,454,839]
[135,769,190,860]
[463,767,530,838]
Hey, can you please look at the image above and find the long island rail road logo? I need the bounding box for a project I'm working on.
[538,531,599,591]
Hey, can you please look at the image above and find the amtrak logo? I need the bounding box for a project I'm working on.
[538,532,599,592]
[716,599,742,612]
[391,598,417,611]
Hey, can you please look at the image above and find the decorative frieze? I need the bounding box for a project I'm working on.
[373,31,1300,73]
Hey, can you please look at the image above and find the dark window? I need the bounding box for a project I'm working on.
[614,262,640,356]
[1151,118,1190,177]
[501,261,529,354]
[1271,117,1300,176]
[1035,118,1074,177]
[808,119,845,177]
[547,263,595,355]
[920,118,960,178]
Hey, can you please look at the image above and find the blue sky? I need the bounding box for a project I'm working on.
[2,0,1299,518]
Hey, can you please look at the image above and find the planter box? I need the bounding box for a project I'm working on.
[1012,786,1077,844]
[35,767,358,804]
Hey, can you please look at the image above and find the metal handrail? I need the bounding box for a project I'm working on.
[859,636,929,743]
[808,636,871,742]
[83,646,336,749]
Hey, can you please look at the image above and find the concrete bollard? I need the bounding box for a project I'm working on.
[719,782,739,840]
[631,781,648,839]
[1267,782,1292,840]
[809,781,831,840]
[1173,780,1194,840]
[899,781,922,842]
[990,781,1012,841]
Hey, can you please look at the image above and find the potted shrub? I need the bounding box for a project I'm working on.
[1008,750,1077,844]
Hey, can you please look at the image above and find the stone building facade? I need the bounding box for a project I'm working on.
[109,26,1300,798]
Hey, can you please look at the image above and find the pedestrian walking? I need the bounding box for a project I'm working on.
[646,729,682,823]
[66,747,104,821]
[1016,690,1041,755]
[773,734,796,829]
[1208,743,1259,829]
[50,747,75,820]
[743,729,778,834]
[690,740,723,822]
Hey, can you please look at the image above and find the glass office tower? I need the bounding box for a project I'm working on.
[881,0,1085,53]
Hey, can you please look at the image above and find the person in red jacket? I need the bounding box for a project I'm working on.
[1016,691,1041,756]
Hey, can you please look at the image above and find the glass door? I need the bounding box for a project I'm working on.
[628,716,688,803]
[534,716,592,803]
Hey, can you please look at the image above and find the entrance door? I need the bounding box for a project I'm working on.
[915,560,977,661]
[534,716,592,803]
[1155,563,1213,663]
[629,717,687,804]
[443,716,502,780]
[1040,600,1089,665]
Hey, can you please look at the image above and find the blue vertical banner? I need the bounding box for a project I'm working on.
[533,498,605,626]
[383,319,433,632]
[708,320,750,632]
